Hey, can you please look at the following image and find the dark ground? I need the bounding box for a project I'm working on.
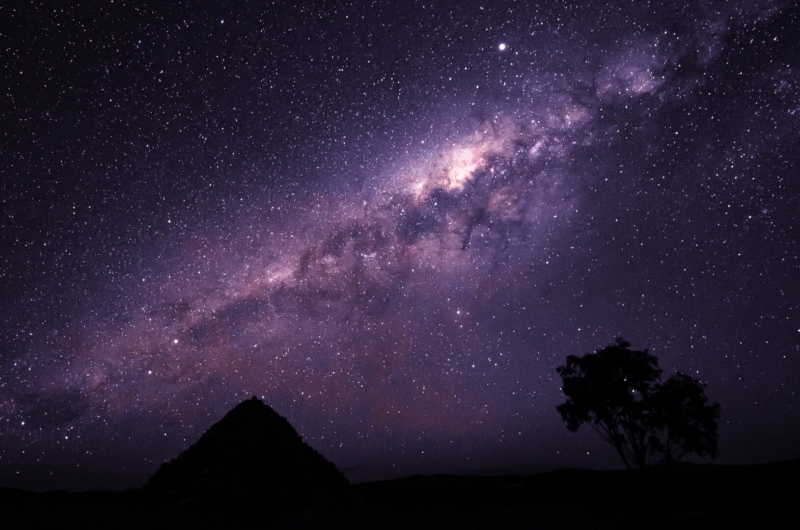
[2,460,797,529]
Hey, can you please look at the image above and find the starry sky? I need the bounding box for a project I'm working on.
[1,0,799,491]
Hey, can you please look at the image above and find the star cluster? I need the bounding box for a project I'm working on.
[1,1,798,490]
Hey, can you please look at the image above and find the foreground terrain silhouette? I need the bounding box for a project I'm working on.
[2,397,796,529]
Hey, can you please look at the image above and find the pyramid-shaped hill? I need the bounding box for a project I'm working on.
[144,397,348,503]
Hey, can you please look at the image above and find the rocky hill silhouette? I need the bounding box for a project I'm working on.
[144,396,348,506]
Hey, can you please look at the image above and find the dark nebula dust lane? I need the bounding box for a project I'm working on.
[1,1,799,490]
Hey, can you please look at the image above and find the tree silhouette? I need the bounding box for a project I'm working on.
[649,371,721,465]
[556,338,720,469]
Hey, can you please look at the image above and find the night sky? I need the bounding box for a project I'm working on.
[2,0,799,491]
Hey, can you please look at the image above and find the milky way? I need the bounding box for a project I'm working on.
[1,1,799,490]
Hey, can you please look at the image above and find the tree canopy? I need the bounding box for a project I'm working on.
[556,338,720,469]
